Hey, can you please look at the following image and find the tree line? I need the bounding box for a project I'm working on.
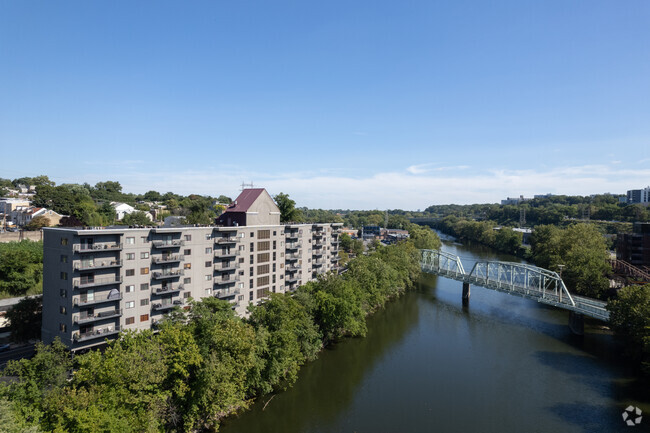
[0,239,428,432]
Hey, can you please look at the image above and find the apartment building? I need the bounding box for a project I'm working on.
[41,189,342,350]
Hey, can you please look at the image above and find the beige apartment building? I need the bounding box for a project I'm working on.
[41,189,342,350]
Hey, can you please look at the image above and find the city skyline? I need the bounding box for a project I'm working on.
[1,1,649,209]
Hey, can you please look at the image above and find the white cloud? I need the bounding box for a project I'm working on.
[86,163,650,210]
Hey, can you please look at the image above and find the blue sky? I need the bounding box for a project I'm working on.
[1,1,649,209]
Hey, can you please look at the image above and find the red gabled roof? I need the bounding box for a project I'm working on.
[225,188,266,213]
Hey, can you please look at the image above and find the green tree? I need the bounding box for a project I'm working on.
[143,190,162,202]
[25,216,50,231]
[122,211,151,226]
[407,224,442,250]
[274,193,303,223]
[6,297,42,342]
[607,285,650,374]
[0,241,43,296]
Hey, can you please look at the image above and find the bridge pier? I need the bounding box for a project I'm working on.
[568,311,584,336]
[462,282,470,305]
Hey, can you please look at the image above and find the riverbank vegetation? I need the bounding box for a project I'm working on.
[0,237,428,432]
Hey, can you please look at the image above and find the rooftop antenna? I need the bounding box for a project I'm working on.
[240,182,254,191]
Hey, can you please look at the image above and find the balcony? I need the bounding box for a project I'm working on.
[152,284,184,295]
[73,243,122,253]
[151,255,184,264]
[214,276,239,286]
[215,250,240,259]
[74,325,121,343]
[312,251,323,258]
[74,309,122,325]
[286,233,299,241]
[152,300,184,311]
[74,292,122,307]
[215,236,240,244]
[286,265,301,272]
[313,232,324,239]
[285,276,298,284]
[74,275,122,289]
[152,240,184,248]
[74,260,122,271]
[152,270,184,280]
[214,262,240,272]
[312,262,324,267]
[331,256,340,261]
[286,242,302,250]
[215,288,240,299]
[285,253,300,261]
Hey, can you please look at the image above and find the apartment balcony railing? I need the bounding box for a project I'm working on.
[286,265,301,271]
[152,270,184,280]
[74,325,121,343]
[215,249,240,259]
[214,262,240,272]
[152,284,184,295]
[285,276,299,284]
[214,276,239,285]
[312,261,324,267]
[313,232,324,239]
[312,252,323,258]
[285,253,300,261]
[152,240,185,248]
[286,233,299,240]
[152,300,184,311]
[73,292,122,307]
[215,236,240,244]
[286,242,302,250]
[74,309,122,325]
[73,243,123,253]
[331,256,340,261]
[215,288,241,299]
[151,255,184,264]
[74,260,122,271]
[74,275,122,289]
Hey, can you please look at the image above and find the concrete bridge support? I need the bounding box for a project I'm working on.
[462,282,470,306]
[568,311,584,336]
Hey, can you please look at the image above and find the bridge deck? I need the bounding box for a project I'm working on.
[420,251,609,322]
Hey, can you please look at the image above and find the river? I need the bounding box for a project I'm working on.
[221,237,649,433]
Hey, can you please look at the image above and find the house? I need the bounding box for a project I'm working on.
[13,207,65,227]
[216,188,281,226]
[111,202,136,220]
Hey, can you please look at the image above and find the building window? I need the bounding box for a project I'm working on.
[126,237,135,245]
[250,232,254,237]
[257,264,269,274]
[272,274,276,283]
[205,261,211,268]
[257,288,269,298]
[258,230,270,239]
[126,269,135,277]
[60,272,67,280]
[184,263,191,269]
[250,242,254,252]
[205,288,212,295]
[184,234,192,241]
[250,255,254,264]
[140,267,149,275]
[184,291,190,298]
[60,238,68,245]
[140,283,149,291]
[60,289,67,297]
[273,240,276,250]
[183,277,191,284]
[184,249,191,256]
[257,253,270,263]
[205,275,212,281]
[126,253,135,260]
[272,263,276,272]
[205,247,212,254]
[273,252,276,261]
[249,279,253,288]
[140,314,149,322]
[141,252,149,259]
[238,295,244,301]
[250,267,254,277]
[59,306,66,315]
[125,317,135,325]
[257,241,270,251]
[125,301,135,309]
[59,323,66,332]
[141,236,149,243]
[60,255,67,263]
[239,257,244,263]
[257,276,269,286]
[140,299,149,306]
[126,285,135,293]
[205,234,211,240]
[273,231,277,236]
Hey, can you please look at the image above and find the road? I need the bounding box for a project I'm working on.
[0,344,36,370]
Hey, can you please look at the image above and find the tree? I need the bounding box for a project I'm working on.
[407,224,442,250]
[143,190,162,202]
[607,285,650,374]
[217,195,232,204]
[122,211,151,226]
[25,216,50,231]
[340,233,353,252]
[6,297,42,342]
[274,193,302,223]
[0,241,43,296]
